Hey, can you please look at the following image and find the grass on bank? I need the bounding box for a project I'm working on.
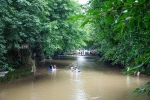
[0,67,32,83]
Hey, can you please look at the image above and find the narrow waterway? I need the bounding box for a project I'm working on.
[0,56,150,100]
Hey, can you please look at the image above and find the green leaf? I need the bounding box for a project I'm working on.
[130,19,135,30]
[131,64,143,70]
[70,14,85,19]
[125,0,135,5]
[81,18,90,27]
[138,0,146,4]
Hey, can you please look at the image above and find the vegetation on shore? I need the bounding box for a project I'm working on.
[74,0,150,96]
[0,67,32,83]
[0,0,87,72]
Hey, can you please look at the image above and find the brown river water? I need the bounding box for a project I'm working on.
[0,56,150,100]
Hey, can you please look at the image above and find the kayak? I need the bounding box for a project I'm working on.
[48,68,56,71]
[78,70,81,72]
[71,69,81,72]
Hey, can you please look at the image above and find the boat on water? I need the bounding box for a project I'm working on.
[71,67,81,72]
[48,67,57,71]
[48,64,57,71]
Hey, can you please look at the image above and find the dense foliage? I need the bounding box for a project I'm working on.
[78,0,150,96]
[0,0,86,71]
[0,0,48,71]
[41,0,86,55]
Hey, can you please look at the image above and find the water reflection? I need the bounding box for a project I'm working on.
[77,56,85,62]
[50,70,57,78]
[126,75,130,87]
[70,71,87,100]
[126,75,143,88]
[31,81,36,100]
[136,77,140,86]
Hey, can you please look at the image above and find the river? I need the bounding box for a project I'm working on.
[0,56,150,100]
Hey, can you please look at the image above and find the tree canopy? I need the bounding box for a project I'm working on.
[77,0,150,96]
[41,0,86,55]
[0,0,87,71]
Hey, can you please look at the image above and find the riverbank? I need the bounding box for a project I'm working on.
[0,67,32,84]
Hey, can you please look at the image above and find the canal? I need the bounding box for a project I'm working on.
[0,56,150,100]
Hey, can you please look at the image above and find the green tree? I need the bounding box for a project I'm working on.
[0,0,87,71]
[0,0,48,70]
[41,0,86,56]
[78,0,150,96]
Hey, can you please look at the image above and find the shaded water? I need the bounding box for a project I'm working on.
[0,56,150,100]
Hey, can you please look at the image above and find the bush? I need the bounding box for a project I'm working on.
[0,67,32,83]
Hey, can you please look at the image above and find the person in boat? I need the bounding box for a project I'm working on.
[71,67,74,71]
[70,66,80,72]
[49,65,53,69]
[53,64,57,69]
[75,67,78,72]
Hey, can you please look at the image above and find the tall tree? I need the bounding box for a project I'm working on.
[79,0,150,96]
[41,0,86,55]
[0,0,87,71]
[0,0,48,70]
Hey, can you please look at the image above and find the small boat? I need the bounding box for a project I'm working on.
[76,70,81,72]
[70,67,81,72]
[78,70,81,72]
[48,68,56,71]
